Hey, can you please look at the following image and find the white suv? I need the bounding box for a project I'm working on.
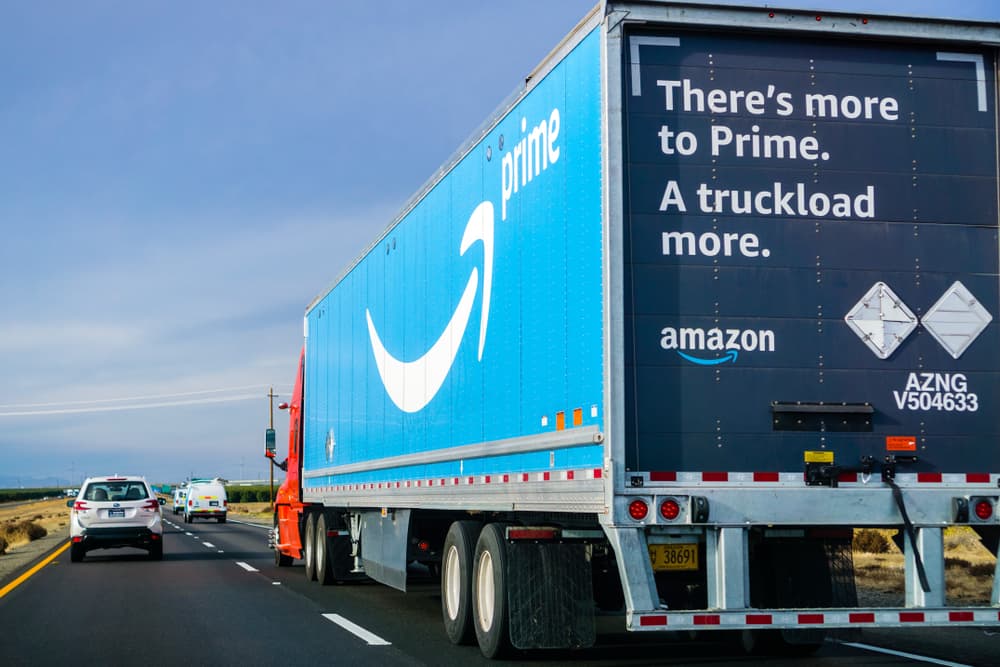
[172,488,187,515]
[67,475,165,561]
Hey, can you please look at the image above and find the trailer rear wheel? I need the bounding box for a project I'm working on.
[316,514,334,585]
[473,523,511,658]
[441,520,479,645]
[303,513,317,581]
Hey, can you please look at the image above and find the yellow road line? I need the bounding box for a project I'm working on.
[0,541,70,599]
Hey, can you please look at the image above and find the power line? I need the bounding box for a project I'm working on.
[0,393,276,417]
[0,384,288,409]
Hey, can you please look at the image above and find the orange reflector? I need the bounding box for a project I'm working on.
[573,407,583,426]
[508,528,558,540]
[556,411,565,431]
[886,436,916,451]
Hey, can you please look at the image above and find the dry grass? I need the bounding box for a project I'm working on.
[228,501,272,521]
[0,497,68,553]
[853,527,996,605]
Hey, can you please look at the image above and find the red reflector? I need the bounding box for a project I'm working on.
[950,611,974,622]
[702,472,728,482]
[799,614,824,624]
[650,471,676,482]
[628,500,649,520]
[417,540,430,551]
[838,471,858,484]
[326,530,340,538]
[967,473,990,483]
[694,615,720,626]
[150,534,161,541]
[639,615,667,626]
[508,528,558,540]
[659,499,681,521]
[917,473,942,483]
[900,612,925,623]
[746,614,772,625]
[974,500,993,520]
[72,536,83,543]
[850,613,875,623]
[753,472,779,482]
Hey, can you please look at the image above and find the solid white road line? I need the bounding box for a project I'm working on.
[236,562,258,572]
[843,642,974,667]
[322,613,391,646]
[227,519,270,529]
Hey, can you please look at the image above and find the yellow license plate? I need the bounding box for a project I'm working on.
[648,543,699,571]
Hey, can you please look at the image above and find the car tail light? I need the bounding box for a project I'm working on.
[628,499,649,521]
[224,500,228,507]
[142,499,160,511]
[974,499,994,521]
[188,499,193,507]
[73,501,89,511]
[660,499,681,521]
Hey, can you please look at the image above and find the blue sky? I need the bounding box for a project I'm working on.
[2,0,998,488]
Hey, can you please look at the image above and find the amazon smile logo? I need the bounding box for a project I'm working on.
[659,325,776,365]
[366,201,494,413]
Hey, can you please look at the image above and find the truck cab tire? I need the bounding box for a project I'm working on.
[303,513,317,581]
[441,520,480,645]
[273,515,293,567]
[472,523,512,659]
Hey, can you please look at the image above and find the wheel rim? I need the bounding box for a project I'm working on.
[305,520,314,571]
[476,551,495,631]
[316,520,325,572]
[444,545,461,621]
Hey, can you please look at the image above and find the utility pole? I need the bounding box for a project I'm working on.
[268,386,276,505]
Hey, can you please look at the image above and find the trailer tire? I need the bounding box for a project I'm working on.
[441,520,479,645]
[316,514,334,585]
[472,523,512,659]
[273,515,293,567]
[304,513,317,581]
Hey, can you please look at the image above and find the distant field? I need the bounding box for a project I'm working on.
[0,497,68,553]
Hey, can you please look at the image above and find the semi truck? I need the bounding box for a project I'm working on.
[270,1,1000,658]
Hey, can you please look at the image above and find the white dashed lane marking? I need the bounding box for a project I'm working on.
[236,562,258,572]
[322,613,391,646]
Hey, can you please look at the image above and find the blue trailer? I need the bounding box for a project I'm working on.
[273,2,1000,657]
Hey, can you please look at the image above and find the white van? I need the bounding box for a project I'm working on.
[183,479,227,523]
[172,488,187,515]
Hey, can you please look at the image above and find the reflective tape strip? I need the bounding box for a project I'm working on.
[630,608,1000,631]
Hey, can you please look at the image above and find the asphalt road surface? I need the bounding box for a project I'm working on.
[2,516,997,666]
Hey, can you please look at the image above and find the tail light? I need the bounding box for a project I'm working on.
[660,499,681,521]
[628,499,649,521]
[188,499,194,507]
[974,499,994,521]
[224,500,228,507]
[72,501,89,511]
[142,499,160,511]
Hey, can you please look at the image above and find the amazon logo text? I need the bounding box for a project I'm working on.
[501,108,560,220]
[659,325,775,365]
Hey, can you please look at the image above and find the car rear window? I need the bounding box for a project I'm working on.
[83,481,149,502]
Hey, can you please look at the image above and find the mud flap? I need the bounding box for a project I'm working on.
[506,541,596,650]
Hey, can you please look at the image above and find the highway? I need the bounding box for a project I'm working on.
[2,516,997,666]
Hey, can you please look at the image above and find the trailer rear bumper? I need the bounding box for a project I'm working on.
[627,607,1000,632]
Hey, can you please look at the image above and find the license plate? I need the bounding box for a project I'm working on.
[648,543,698,571]
[108,509,125,518]
[209,501,219,507]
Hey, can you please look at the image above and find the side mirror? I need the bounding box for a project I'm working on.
[159,498,166,505]
[66,499,74,508]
